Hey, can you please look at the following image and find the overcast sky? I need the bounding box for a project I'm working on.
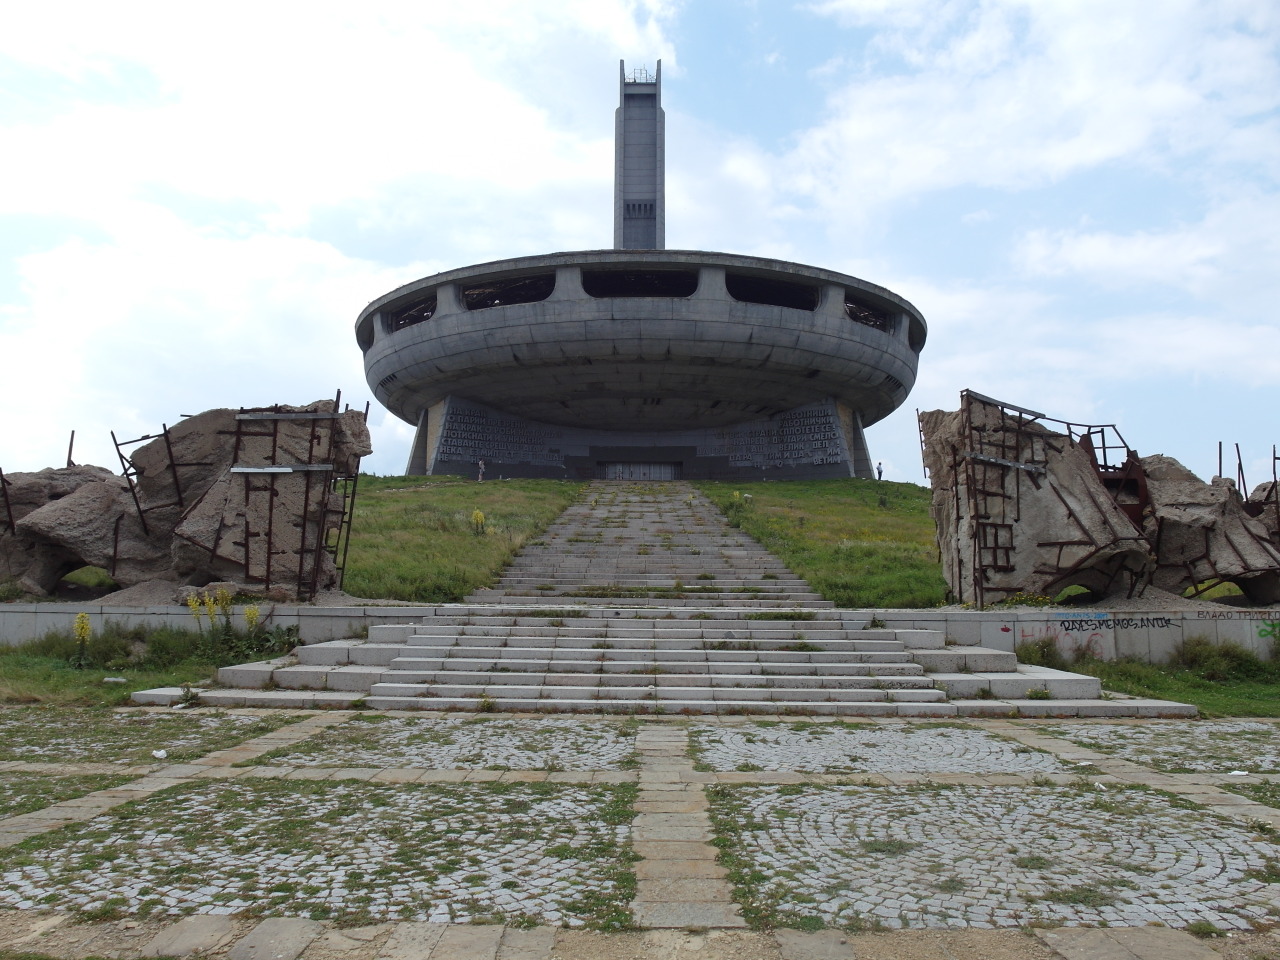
[2,0,1277,485]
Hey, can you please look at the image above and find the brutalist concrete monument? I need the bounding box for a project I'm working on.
[358,62,926,480]
[0,400,370,601]
[920,390,1280,607]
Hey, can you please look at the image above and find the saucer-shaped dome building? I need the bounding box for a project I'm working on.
[358,63,926,480]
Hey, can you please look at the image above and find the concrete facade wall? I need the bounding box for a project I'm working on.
[359,253,925,448]
[0,605,434,648]
[424,395,865,480]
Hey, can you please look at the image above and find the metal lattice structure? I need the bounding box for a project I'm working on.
[113,392,365,600]
[925,390,1152,608]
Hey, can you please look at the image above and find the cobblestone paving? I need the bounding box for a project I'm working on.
[3,711,1280,937]
[0,778,636,928]
[0,709,301,764]
[1037,720,1280,774]
[708,782,1280,931]
[0,773,134,818]
[248,715,640,771]
[690,721,1070,774]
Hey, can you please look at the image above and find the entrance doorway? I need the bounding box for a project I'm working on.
[598,462,683,480]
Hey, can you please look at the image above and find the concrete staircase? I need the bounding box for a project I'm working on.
[136,482,1195,717]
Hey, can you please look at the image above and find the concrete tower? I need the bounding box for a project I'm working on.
[614,61,664,250]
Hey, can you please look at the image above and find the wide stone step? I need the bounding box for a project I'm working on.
[361,670,938,690]
[367,681,948,704]
[928,665,1103,699]
[387,649,923,669]
[132,481,1195,720]
[132,686,1199,718]
[433,604,851,621]
[401,635,907,653]
[908,646,1019,673]
[466,592,835,608]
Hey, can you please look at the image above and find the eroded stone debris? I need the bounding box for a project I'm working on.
[0,400,370,600]
[1142,454,1280,604]
[920,391,1280,607]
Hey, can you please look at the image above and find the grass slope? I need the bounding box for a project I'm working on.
[342,476,584,603]
[695,479,948,608]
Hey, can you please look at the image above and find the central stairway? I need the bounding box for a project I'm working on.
[155,481,1195,717]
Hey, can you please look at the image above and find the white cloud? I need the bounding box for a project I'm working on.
[788,0,1280,213]
[1015,191,1280,308]
[0,219,419,472]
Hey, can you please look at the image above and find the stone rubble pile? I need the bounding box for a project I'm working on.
[920,395,1280,606]
[0,400,370,600]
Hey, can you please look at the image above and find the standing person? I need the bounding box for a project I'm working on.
[876,462,883,480]
[477,459,486,482]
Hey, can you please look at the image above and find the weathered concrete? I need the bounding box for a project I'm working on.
[2,400,370,600]
[1143,454,1280,603]
[920,401,1152,606]
[360,251,923,480]
[0,466,131,595]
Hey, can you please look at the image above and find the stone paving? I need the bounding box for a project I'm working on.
[709,783,1277,931]
[1036,720,1280,774]
[0,709,1278,960]
[244,715,639,771]
[0,772,133,818]
[690,721,1070,775]
[0,707,302,764]
[0,778,634,927]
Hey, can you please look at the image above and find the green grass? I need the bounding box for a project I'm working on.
[0,620,296,706]
[1071,658,1280,717]
[342,475,584,602]
[0,651,214,706]
[695,479,947,608]
[1023,634,1280,717]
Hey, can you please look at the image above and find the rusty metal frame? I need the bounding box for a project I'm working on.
[1161,441,1280,597]
[173,389,362,601]
[113,424,213,538]
[935,390,1153,608]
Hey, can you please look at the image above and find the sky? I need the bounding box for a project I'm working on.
[2,0,1278,487]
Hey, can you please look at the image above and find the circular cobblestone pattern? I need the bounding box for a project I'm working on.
[0,778,636,927]
[1039,721,1280,773]
[692,721,1068,774]
[710,783,1280,931]
[248,715,640,770]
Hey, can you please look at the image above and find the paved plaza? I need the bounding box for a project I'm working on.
[0,708,1277,960]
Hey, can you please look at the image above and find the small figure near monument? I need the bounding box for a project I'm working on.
[477,459,485,482]
[876,462,883,480]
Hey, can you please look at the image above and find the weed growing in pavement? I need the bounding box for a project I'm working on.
[1035,883,1117,909]
[858,838,918,855]
[1184,920,1224,937]
[0,772,134,818]
[0,709,300,764]
[1224,779,1280,810]
[0,778,639,928]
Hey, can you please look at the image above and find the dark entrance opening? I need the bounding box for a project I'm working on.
[598,462,683,481]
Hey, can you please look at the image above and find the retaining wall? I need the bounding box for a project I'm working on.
[0,605,434,647]
[1,604,1276,664]
[879,607,1280,663]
